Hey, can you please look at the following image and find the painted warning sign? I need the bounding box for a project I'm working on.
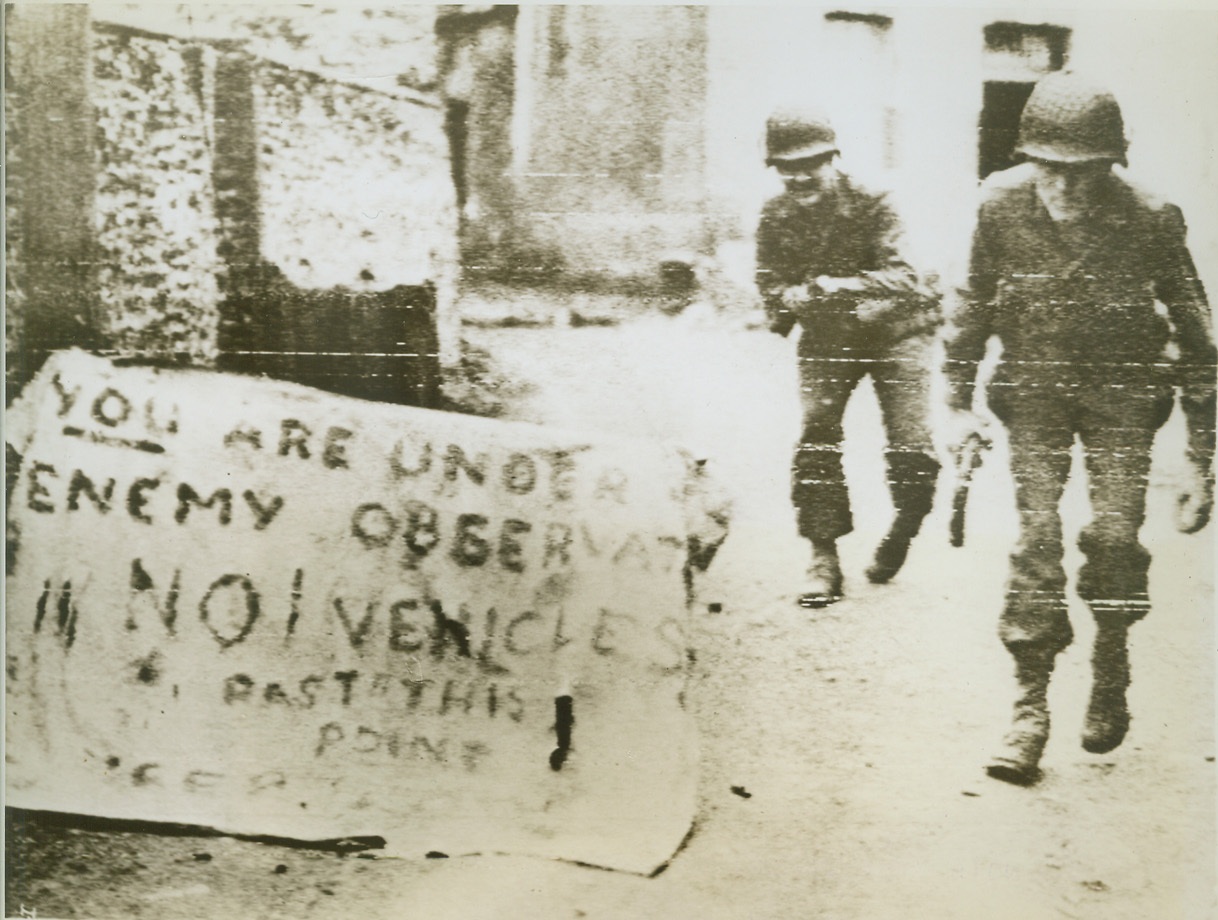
[4,350,720,873]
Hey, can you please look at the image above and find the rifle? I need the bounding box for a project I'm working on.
[950,430,992,548]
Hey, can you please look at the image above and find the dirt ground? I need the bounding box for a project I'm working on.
[6,304,1216,919]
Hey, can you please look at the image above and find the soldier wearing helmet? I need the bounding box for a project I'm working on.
[756,107,942,608]
[945,72,1216,785]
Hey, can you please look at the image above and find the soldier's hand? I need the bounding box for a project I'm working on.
[855,297,894,322]
[767,310,797,337]
[945,408,989,463]
[780,284,813,310]
[813,275,867,295]
[1175,463,1214,534]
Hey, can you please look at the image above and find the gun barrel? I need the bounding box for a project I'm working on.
[949,433,990,548]
[949,485,969,547]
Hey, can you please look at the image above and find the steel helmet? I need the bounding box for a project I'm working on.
[765,107,839,165]
[1016,72,1128,167]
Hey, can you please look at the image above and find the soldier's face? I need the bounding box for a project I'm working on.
[1032,159,1113,219]
[774,154,838,202]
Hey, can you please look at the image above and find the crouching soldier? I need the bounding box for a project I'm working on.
[945,72,1216,785]
[756,107,942,608]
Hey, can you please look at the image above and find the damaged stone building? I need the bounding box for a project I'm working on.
[6,4,458,402]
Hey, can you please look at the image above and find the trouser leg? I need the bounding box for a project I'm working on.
[867,334,940,583]
[1000,415,1075,657]
[1081,621,1132,754]
[986,645,1058,785]
[1076,402,1165,625]
[1075,390,1171,753]
[791,347,864,544]
[791,343,864,606]
[985,405,1074,784]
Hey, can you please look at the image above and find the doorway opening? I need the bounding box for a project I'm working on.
[977,21,1071,178]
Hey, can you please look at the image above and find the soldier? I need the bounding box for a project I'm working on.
[756,108,942,608]
[945,72,1216,785]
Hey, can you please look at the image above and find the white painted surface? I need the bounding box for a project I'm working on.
[5,350,704,874]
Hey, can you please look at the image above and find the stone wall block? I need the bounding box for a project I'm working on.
[5,5,99,389]
[9,13,457,401]
[92,24,223,364]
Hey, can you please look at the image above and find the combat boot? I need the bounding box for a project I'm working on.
[799,539,843,608]
[986,650,1055,786]
[866,452,937,584]
[1082,622,1131,754]
[865,514,918,585]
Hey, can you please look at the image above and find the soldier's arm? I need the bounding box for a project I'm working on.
[862,196,924,296]
[755,203,801,336]
[816,195,922,298]
[943,207,999,412]
[1154,204,1217,473]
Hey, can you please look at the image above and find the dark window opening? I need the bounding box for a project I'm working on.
[984,21,1070,70]
[825,10,893,29]
[444,99,470,211]
[978,81,1035,179]
[978,22,1071,179]
[546,6,569,78]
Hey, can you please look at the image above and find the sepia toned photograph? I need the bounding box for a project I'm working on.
[4,4,1216,918]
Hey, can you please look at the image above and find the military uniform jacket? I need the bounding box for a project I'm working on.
[755,176,939,346]
[947,165,1216,416]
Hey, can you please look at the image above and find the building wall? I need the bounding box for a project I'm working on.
[91,24,459,361]
[510,5,709,280]
[4,7,28,368]
[437,6,523,277]
[92,24,224,362]
[5,5,100,388]
[217,58,457,402]
[7,9,459,396]
[80,5,439,96]
[252,60,457,295]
